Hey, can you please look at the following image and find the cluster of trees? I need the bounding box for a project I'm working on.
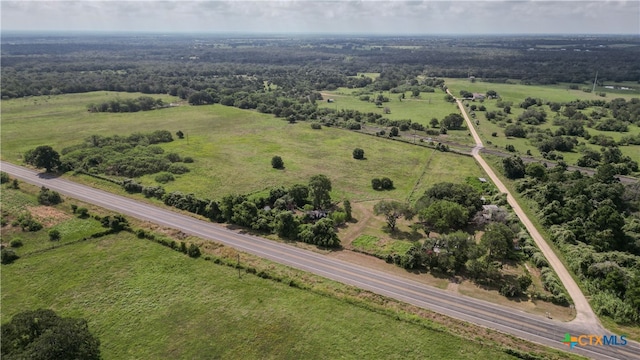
[32,130,192,178]
[371,177,394,191]
[493,96,639,173]
[512,162,640,323]
[87,96,166,113]
[138,175,343,248]
[1,309,101,360]
[577,146,638,174]
[370,181,571,302]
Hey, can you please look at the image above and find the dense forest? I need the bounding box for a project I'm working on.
[1,33,639,99]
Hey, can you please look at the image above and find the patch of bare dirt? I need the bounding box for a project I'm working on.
[338,201,376,248]
[26,206,71,227]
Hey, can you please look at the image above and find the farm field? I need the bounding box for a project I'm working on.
[0,92,485,202]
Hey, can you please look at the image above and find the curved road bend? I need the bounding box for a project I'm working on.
[2,162,639,359]
[448,91,601,331]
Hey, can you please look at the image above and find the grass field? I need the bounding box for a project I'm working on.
[444,79,640,166]
[318,87,464,126]
[1,92,484,202]
[1,231,530,359]
[444,78,640,102]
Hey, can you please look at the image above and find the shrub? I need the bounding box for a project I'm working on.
[142,185,165,199]
[352,148,365,160]
[332,211,347,225]
[16,213,43,232]
[499,281,522,297]
[183,156,194,163]
[0,171,9,184]
[136,229,146,238]
[271,156,284,169]
[1,248,19,264]
[167,163,190,174]
[187,243,201,258]
[165,152,182,163]
[380,177,394,190]
[154,172,175,184]
[504,124,526,138]
[37,186,63,205]
[49,229,61,241]
[371,178,382,190]
[10,239,23,248]
[122,179,143,193]
[311,123,322,129]
[71,204,78,213]
[77,207,89,218]
[390,126,399,137]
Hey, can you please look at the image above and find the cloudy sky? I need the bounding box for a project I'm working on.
[2,1,639,35]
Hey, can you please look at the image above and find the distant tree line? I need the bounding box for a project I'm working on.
[2,34,638,100]
[87,96,166,113]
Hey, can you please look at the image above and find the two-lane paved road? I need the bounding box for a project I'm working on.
[2,161,639,359]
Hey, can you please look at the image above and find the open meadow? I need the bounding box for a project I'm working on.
[318,87,475,146]
[1,92,484,202]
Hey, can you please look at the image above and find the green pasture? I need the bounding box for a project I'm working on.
[444,80,640,166]
[319,87,461,127]
[1,92,484,202]
[444,78,640,103]
[354,72,380,80]
[1,233,520,360]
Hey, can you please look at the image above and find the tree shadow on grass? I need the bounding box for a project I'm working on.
[382,228,423,242]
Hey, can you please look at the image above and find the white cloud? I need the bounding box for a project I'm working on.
[1,0,638,34]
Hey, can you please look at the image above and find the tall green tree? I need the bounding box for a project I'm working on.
[298,218,340,248]
[481,223,515,262]
[309,174,332,209]
[288,184,309,208]
[274,211,299,239]
[24,145,61,172]
[502,155,526,179]
[419,200,469,234]
[441,113,464,130]
[374,200,412,231]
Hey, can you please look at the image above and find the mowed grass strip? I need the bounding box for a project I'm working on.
[1,234,519,360]
[1,92,484,202]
